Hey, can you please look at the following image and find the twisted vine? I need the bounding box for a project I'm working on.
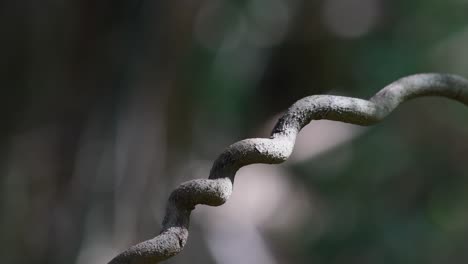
[108,73,468,264]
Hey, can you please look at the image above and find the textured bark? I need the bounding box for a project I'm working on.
[108,73,468,264]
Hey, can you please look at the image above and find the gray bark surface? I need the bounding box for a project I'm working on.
[108,73,468,264]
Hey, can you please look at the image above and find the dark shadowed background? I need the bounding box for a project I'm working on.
[1,0,468,263]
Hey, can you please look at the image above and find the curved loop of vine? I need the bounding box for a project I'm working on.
[108,73,468,264]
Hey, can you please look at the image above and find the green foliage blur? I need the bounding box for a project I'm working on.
[1,0,468,264]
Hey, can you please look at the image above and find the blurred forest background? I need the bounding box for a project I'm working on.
[1,0,468,263]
